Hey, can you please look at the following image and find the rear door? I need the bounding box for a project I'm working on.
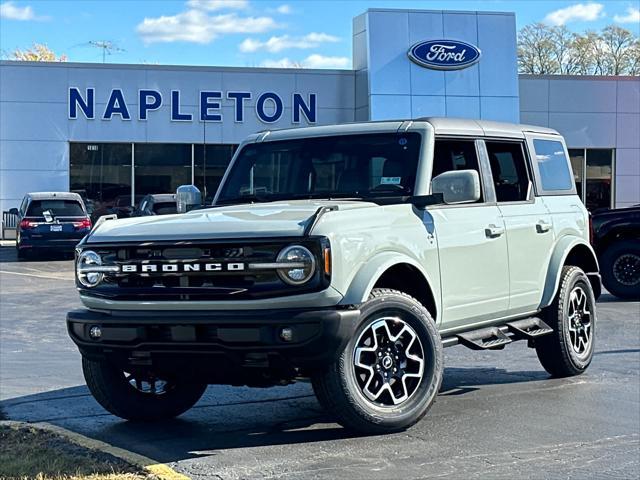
[427,138,510,330]
[482,139,554,316]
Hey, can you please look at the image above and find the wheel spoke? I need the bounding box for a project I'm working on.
[352,316,425,408]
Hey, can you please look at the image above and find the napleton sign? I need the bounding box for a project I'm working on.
[68,88,318,124]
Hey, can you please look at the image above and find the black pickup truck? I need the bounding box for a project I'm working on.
[591,206,640,299]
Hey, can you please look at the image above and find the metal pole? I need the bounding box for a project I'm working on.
[131,143,135,206]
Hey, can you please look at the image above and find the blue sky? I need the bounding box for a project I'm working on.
[1,0,639,68]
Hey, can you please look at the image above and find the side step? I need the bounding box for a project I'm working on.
[506,317,553,340]
[456,327,512,350]
[444,316,555,350]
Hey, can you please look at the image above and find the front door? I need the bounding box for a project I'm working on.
[427,139,510,331]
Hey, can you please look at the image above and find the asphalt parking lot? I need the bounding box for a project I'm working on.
[1,245,639,479]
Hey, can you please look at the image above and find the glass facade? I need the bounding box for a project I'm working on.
[194,144,237,203]
[70,142,237,217]
[69,143,132,218]
[568,148,615,211]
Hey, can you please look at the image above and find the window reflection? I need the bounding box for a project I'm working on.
[567,148,614,211]
[134,144,192,197]
[69,143,132,219]
[70,142,237,216]
[585,149,613,211]
[194,144,237,203]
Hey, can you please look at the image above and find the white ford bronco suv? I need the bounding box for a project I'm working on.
[68,118,601,434]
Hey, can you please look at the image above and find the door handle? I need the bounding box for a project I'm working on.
[485,224,505,238]
[536,220,552,233]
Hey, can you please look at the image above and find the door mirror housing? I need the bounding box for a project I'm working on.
[431,169,481,205]
[8,208,19,216]
[176,185,202,213]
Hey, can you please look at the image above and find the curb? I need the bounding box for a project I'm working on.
[0,420,190,480]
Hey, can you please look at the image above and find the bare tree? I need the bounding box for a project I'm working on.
[9,43,67,62]
[600,25,636,75]
[550,26,575,74]
[518,23,639,76]
[518,23,558,74]
[628,39,640,76]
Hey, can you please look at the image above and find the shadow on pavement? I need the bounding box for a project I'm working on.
[0,245,74,263]
[0,366,552,464]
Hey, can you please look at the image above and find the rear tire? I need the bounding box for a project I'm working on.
[600,240,640,300]
[312,288,443,434]
[82,357,207,421]
[536,266,596,377]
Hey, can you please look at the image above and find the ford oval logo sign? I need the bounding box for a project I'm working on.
[408,39,481,70]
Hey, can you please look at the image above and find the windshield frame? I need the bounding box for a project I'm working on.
[213,131,426,206]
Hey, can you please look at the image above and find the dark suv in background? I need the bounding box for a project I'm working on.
[591,205,640,299]
[11,192,91,259]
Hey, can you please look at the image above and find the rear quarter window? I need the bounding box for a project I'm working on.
[533,139,574,192]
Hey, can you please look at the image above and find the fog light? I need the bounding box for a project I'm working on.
[89,325,102,339]
[280,327,293,342]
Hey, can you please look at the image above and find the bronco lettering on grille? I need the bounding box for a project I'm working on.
[120,262,245,273]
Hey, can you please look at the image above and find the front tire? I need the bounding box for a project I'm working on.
[82,358,207,421]
[600,240,640,300]
[536,266,596,377]
[312,288,443,434]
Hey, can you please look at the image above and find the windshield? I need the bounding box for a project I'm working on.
[216,133,421,204]
[26,200,85,217]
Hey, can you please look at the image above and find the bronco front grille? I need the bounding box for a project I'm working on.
[77,238,329,301]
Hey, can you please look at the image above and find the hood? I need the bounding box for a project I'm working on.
[87,200,377,243]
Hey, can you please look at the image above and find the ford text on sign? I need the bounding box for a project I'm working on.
[408,40,481,70]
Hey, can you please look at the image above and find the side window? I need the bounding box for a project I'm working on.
[533,139,574,191]
[432,139,484,202]
[485,141,531,202]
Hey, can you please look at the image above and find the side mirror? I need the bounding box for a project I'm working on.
[8,208,19,216]
[176,185,202,213]
[431,169,481,205]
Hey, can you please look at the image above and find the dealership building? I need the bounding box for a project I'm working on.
[1,7,639,218]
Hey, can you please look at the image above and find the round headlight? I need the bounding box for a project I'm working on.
[77,250,103,287]
[276,245,316,285]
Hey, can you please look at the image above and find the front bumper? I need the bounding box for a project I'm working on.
[67,306,360,371]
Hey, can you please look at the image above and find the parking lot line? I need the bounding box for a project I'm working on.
[0,270,72,281]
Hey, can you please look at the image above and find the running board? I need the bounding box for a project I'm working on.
[456,327,512,350]
[506,317,553,340]
[442,316,554,350]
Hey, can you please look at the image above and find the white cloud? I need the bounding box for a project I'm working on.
[544,3,605,25]
[613,6,640,24]
[261,54,350,69]
[276,5,292,14]
[239,32,339,53]
[186,0,248,11]
[0,1,47,21]
[303,54,350,68]
[137,9,278,44]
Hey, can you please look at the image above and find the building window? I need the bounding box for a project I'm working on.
[134,144,192,198]
[69,143,132,218]
[568,148,615,211]
[194,144,237,203]
[70,142,236,216]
